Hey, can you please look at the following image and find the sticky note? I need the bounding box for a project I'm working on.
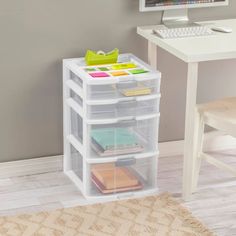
[122,87,151,96]
[129,69,148,75]
[89,72,110,78]
[111,63,137,70]
[98,67,109,71]
[110,71,129,76]
[85,68,96,72]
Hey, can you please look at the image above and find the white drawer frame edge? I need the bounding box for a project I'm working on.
[63,54,161,203]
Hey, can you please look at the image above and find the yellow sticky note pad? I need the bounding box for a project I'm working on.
[111,63,137,70]
[110,71,129,76]
[122,87,152,97]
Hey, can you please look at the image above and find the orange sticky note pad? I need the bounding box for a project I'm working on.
[111,71,129,76]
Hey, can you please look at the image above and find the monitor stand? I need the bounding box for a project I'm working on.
[162,9,198,28]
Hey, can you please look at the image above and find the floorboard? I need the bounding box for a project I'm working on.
[0,149,235,235]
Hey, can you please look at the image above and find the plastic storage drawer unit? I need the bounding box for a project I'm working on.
[63,54,161,203]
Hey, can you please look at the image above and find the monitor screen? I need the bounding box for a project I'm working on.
[141,0,228,11]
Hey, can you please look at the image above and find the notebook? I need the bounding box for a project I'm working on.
[91,139,143,157]
[92,174,142,194]
[91,128,139,151]
[91,164,143,194]
[92,164,139,189]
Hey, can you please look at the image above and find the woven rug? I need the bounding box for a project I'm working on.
[0,193,214,236]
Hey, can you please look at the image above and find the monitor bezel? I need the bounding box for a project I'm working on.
[139,0,229,12]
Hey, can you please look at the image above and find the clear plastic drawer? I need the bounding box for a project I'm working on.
[87,116,159,159]
[87,156,157,196]
[69,88,160,121]
[87,78,160,101]
[87,96,160,120]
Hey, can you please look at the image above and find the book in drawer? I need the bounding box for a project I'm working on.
[88,156,157,196]
[87,115,159,159]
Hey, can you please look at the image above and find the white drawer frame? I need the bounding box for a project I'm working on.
[63,54,161,203]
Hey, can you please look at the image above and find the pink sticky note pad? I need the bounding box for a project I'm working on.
[89,72,110,78]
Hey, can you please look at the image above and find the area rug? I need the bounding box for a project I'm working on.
[0,193,214,236]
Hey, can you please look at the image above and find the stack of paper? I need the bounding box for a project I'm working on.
[121,86,151,97]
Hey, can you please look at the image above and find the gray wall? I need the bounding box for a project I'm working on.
[0,0,236,162]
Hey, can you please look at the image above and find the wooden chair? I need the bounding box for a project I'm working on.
[192,97,236,193]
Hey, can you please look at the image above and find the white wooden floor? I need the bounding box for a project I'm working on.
[0,150,236,236]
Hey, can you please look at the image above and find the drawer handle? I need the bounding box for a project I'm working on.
[118,99,137,105]
[115,158,136,167]
[116,117,136,124]
[118,77,136,83]
[114,97,136,104]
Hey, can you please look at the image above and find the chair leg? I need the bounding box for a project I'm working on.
[191,111,205,193]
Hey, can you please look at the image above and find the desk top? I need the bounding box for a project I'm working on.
[137,19,236,63]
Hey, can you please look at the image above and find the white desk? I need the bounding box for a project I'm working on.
[137,19,236,200]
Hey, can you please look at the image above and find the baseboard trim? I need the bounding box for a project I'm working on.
[0,132,235,178]
[0,155,63,179]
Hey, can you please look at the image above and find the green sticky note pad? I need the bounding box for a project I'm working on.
[85,68,96,72]
[112,63,137,70]
[98,67,109,71]
[130,69,148,75]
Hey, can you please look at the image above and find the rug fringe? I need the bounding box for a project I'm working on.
[160,192,216,236]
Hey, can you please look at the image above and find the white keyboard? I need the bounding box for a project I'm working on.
[153,26,215,39]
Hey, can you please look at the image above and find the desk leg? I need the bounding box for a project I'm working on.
[148,41,157,69]
[183,62,199,200]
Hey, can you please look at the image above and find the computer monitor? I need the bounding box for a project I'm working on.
[140,0,229,27]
